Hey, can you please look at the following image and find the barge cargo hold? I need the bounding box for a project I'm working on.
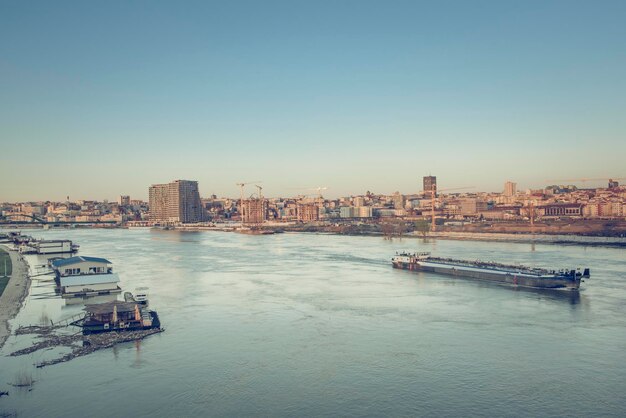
[392,252,589,290]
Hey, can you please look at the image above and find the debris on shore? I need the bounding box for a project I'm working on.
[9,326,163,368]
[14,324,64,336]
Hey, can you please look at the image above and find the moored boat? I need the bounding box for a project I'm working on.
[72,300,161,334]
[134,287,149,305]
[19,239,79,255]
[51,256,121,297]
[124,287,149,306]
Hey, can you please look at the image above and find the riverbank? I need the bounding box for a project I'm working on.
[423,231,626,247]
[152,224,626,247]
[0,245,31,349]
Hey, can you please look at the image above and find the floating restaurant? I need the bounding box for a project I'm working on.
[73,300,161,334]
[51,256,121,297]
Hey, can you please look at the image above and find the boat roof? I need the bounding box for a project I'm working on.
[51,256,112,267]
[85,300,137,315]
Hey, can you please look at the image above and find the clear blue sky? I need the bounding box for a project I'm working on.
[1,0,625,201]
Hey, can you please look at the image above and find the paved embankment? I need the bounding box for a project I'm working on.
[0,245,31,349]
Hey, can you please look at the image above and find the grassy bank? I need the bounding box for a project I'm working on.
[0,248,12,296]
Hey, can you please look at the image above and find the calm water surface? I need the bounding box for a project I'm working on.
[1,229,625,417]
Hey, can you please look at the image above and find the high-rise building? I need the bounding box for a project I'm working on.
[118,195,130,206]
[149,180,204,223]
[423,176,437,197]
[242,199,267,224]
[608,179,619,189]
[504,181,517,197]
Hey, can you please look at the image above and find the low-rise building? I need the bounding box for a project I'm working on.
[297,203,319,222]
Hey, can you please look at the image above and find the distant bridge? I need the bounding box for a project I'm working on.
[0,214,118,225]
[1,213,47,223]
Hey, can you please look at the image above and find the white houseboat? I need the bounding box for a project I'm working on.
[19,239,79,255]
[51,256,121,297]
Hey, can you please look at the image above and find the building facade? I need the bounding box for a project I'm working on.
[423,176,437,197]
[504,181,517,197]
[297,203,320,222]
[242,199,267,224]
[540,203,583,217]
[392,192,405,209]
[149,180,204,223]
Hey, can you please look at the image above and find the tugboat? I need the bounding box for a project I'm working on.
[392,252,589,290]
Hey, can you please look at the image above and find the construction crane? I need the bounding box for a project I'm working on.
[289,186,328,197]
[235,180,262,217]
[423,185,475,232]
[288,186,329,204]
[255,184,263,199]
[528,200,535,233]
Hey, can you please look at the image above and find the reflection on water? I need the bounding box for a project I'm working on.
[1,229,625,418]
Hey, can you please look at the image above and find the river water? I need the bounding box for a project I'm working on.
[1,229,625,417]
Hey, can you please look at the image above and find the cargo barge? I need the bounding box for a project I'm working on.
[392,252,589,290]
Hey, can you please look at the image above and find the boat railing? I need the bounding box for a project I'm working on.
[395,251,430,258]
[427,257,552,275]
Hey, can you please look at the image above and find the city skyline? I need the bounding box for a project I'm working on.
[1,175,624,203]
[2,1,626,201]
[2,175,624,227]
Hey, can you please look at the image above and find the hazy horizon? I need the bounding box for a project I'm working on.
[2,1,625,201]
[0,177,620,203]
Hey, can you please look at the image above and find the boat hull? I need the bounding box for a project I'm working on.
[392,261,581,290]
[81,311,161,335]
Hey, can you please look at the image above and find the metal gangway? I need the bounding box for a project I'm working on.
[51,312,87,327]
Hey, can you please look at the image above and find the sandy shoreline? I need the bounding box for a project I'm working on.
[0,245,31,349]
